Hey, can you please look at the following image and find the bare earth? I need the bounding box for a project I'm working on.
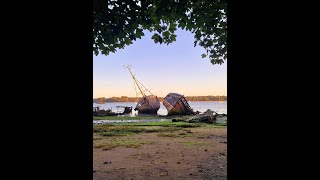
[93,127,227,180]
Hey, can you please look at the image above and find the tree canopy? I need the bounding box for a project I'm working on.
[93,0,227,65]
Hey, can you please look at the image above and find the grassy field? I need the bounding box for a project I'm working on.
[93,121,215,150]
[94,137,155,150]
[93,121,225,137]
[93,119,227,179]
[93,115,163,120]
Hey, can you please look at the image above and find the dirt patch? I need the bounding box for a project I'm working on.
[93,127,227,180]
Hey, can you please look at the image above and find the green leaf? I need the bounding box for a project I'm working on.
[158,36,163,44]
[169,22,177,31]
[129,34,136,40]
[151,33,159,40]
[94,49,99,56]
[162,31,170,37]
[109,46,116,53]
[136,29,144,37]
[206,40,213,47]
[201,54,206,58]
[152,33,160,43]
[171,34,176,41]
[180,22,186,30]
[125,38,132,45]
[186,22,194,31]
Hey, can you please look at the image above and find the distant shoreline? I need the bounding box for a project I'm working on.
[93,96,227,103]
[93,100,227,103]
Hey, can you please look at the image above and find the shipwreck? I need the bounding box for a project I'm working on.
[93,106,132,116]
[163,93,195,116]
[124,65,160,114]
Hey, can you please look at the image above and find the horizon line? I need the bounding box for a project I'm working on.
[93,95,227,99]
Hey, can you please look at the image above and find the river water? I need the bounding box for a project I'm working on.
[93,101,227,116]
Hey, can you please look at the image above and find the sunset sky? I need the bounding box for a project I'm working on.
[93,29,227,98]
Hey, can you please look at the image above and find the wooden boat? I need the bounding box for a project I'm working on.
[116,106,133,114]
[93,106,133,116]
[163,93,195,116]
[93,106,117,116]
[134,95,160,114]
[124,65,160,114]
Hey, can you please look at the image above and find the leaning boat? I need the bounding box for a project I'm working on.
[163,93,195,116]
[124,65,160,114]
[134,95,160,114]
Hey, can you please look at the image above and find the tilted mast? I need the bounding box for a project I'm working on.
[124,65,146,97]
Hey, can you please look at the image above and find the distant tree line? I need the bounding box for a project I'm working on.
[93,96,227,103]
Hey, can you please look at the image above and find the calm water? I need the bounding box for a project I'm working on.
[93,101,227,116]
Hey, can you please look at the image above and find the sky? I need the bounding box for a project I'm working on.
[93,29,227,98]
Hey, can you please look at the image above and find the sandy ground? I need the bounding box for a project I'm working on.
[93,127,227,180]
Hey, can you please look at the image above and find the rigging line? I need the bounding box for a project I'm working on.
[133,80,136,97]
[134,81,140,97]
[127,67,145,97]
[136,79,154,96]
[133,79,142,97]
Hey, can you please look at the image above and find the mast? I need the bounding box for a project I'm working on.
[124,65,146,97]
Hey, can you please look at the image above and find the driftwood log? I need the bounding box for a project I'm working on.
[171,109,218,124]
[188,109,218,124]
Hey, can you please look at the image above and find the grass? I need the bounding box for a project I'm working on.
[93,121,226,137]
[157,132,193,138]
[93,121,224,151]
[115,121,201,127]
[94,138,154,150]
[93,115,162,120]
[93,124,182,136]
[93,115,227,128]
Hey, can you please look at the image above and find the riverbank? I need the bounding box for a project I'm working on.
[93,121,227,179]
[93,114,227,125]
[93,115,164,120]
